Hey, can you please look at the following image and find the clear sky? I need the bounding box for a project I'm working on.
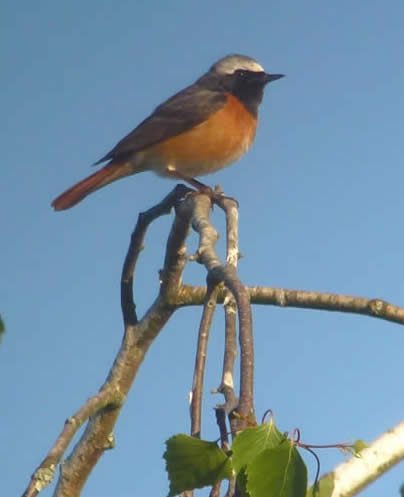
[2,1,404,496]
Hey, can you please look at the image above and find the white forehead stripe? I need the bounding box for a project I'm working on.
[212,55,265,75]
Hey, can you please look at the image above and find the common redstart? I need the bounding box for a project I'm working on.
[51,54,283,210]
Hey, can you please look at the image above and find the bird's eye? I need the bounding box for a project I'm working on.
[236,70,246,78]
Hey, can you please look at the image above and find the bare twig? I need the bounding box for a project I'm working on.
[224,477,237,497]
[213,296,237,497]
[215,408,229,448]
[214,196,239,437]
[121,184,192,325]
[190,283,219,438]
[215,296,238,433]
[215,295,238,405]
[219,267,254,429]
[186,193,255,430]
[22,387,124,497]
[190,194,221,270]
[209,481,222,497]
[176,286,404,327]
[213,195,238,493]
[214,196,240,267]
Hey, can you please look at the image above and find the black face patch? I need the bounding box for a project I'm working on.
[227,71,269,117]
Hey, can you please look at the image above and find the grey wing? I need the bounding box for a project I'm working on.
[95,85,226,164]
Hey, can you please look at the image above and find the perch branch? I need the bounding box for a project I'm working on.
[185,193,254,430]
[214,196,240,267]
[22,186,194,497]
[213,196,239,434]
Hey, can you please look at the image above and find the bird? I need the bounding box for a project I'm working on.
[51,54,284,210]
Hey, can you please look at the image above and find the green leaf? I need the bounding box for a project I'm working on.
[352,439,368,456]
[164,434,232,496]
[246,442,307,497]
[338,439,368,458]
[232,417,285,474]
[0,314,5,343]
[306,473,334,497]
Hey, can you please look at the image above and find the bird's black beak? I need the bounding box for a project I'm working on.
[263,73,285,84]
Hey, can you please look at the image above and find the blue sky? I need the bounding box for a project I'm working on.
[2,1,404,495]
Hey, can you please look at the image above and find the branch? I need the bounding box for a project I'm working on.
[185,193,255,430]
[214,294,238,424]
[175,286,404,327]
[190,283,219,437]
[323,419,404,496]
[189,194,240,437]
[214,195,240,267]
[215,196,241,436]
[220,268,254,428]
[22,186,193,497]
[121,184,192,325]
[247,287,404,325]
[21,387,124,497]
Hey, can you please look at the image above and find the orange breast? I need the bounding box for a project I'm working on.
[144,94,257,178]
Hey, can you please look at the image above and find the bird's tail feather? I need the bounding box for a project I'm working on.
[51,162,133,211]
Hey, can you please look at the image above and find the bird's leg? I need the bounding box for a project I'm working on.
[164,168,236,206]
[164,168,213,194]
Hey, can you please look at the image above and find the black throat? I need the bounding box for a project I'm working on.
[230,81,265,117]
[197,70,268,117]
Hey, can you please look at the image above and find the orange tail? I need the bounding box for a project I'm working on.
[51,162,134,210]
